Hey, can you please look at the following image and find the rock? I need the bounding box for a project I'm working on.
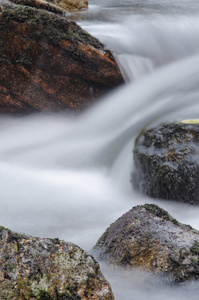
[45,0,88,11]
[48,0,88,10]
[132,121,199,204]
[0,1,123,114]
[0,226,114,299]
[9,0,70,15]
[9,0,88,14]
[94,204,199,283]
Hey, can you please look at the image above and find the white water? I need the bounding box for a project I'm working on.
[2,0,199,299]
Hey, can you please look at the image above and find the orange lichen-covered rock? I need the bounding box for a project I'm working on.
[0,1,123,114]
[95,204,199,282]
[0,226,114,299]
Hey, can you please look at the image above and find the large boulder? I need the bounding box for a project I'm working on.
[0,1,123,114]
[132,121,199,204]
[95,204,199,283]
[0,226,114,299]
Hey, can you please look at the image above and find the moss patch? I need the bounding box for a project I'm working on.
[190,241,199,255]
[142,204,180,226]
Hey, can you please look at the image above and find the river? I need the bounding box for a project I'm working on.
[1,0,199,299]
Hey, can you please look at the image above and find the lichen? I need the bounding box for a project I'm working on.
[31,274,49,296]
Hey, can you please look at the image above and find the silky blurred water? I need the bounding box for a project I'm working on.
[2,0,199,299]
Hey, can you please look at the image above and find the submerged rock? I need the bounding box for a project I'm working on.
[95,204,199,283]
[10,0,88,14]
[132,121,199,204]
[0,1,123,114]
[0,226,114,299]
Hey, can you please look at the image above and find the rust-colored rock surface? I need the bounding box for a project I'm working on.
[0,1,123,114]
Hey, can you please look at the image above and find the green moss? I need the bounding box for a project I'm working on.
[2,4,35,23]
[53,238,60,244]
[2,2,104,50]
[190,241,199,255]
[142,204,180,226]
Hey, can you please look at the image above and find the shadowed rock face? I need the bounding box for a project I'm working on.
[0,1,123,114]
[94,204,199,283]
[0,226,114,299]
[132,122,199,204]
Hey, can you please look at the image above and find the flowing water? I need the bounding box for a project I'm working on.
[2,0,199,299]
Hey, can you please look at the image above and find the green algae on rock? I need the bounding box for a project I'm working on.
[94,204,199,283]
[0,226,114,299]
[0,1,123,114]
[132,122,199,204]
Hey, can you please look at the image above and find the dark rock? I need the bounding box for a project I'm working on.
[0,225,114,299]
[94,204,199,283]
[0,1,123,114]
[132,121,199,204]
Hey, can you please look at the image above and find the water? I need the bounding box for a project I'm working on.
[2,0,199,299]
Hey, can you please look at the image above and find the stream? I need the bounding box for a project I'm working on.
[2,0,199,299]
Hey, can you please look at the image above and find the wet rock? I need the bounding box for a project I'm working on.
[49,0,88,10]
[45,0,88,10]
[94,204,199,283]
[0,1,123,114]
[0,226,114,299]
[10,0,88,14]
[132,121,199,204]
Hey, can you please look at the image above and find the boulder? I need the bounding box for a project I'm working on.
[132,121,199,204]
[0,226,114,299]
[94,204,199,283]
[0,1,123,114]
[9,0,88,14]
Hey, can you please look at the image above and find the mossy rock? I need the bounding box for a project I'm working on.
[94,204,199,283]
[132,122,199,204]
[0,226,114,299]
[0,0,123,114]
